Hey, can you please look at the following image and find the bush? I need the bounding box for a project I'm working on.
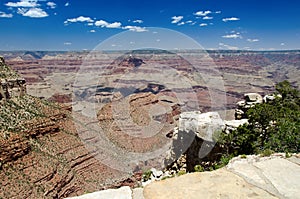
[142,169,152,181]
[194,165,204,172]
[220,81,300,156]
[177,170,186,176]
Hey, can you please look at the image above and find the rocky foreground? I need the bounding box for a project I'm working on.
[67,153,300,199]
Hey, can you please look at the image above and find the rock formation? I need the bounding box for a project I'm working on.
[235,93,263,119]
[0,57,26,101]
[235,92,283,119]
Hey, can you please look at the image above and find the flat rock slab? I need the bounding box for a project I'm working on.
[227,155,300,199]
[65,186,132,199]
[143,168,277,199]
[132,188,145,199]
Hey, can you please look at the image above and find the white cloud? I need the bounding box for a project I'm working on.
[133,19,143,24]
[47,2,56,9]
[171,16,183,24]
[200,23,208,27]
[194,10,211,16]
[247,38,259,42]
[106,22,122,28]
[203,16,213,20]
[0,11,13,18]
[215,11,221,14]
[5,0,38,8]
[222,17,240,22]
[94,20,121,28]
[280,43,285,46]
[123,26,148,32]
[94,20,108,27]
[222,33,242,39]
[178,21,185,26]
[65,16,94,24]
[87,22,94,26]
[17,7,48,18]
[65,2,70,7]
[64,42,72,45]
[219,43,239,50]
[90,30,96,33]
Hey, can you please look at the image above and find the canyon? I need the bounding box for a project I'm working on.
[0,50,299,198]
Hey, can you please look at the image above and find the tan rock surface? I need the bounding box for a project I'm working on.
[143,168,278,199]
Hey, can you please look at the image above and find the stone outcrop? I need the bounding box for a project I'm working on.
[165,112,227,172]
[0,56,26,101]
[263,94,282,103]
[235,93,263,119]
[235,92,284,119]
[0,78,26,101]
[224,119,248,134]
[178,111,225,142]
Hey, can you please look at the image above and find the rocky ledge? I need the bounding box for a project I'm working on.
[67,153,300,199]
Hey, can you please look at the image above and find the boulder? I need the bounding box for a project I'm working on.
[234,108,245,120]
[150,168,163,179]
[0,56,5,66]
[244,93,263,103]
[165,112,225,171]
[179,111,225,142]
[236,100,246,108]
[235,93,263,119]
[263,94,282,103]
[224,119,248,134]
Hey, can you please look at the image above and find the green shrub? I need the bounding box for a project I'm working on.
[177,170,186,176]
[142,169,152,181]
[259,149,274,157]
[161,175,173,180]
[220,81,299,157]
[194,165,204,172]
[240,154,247,159]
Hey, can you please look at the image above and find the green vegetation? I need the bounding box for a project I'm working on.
[0,59,19,79]
[0,95,60,139]
[161,175,174,180]
[213,154,234,170]
[194,165,205,172]
[177,170,186,176]
[142,169,152,181]
[220,80,300,157]
[240,154,247,159]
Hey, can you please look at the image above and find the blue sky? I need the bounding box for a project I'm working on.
[0,0,299,50]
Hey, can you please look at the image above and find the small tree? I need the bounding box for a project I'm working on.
[221,81,300,156]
